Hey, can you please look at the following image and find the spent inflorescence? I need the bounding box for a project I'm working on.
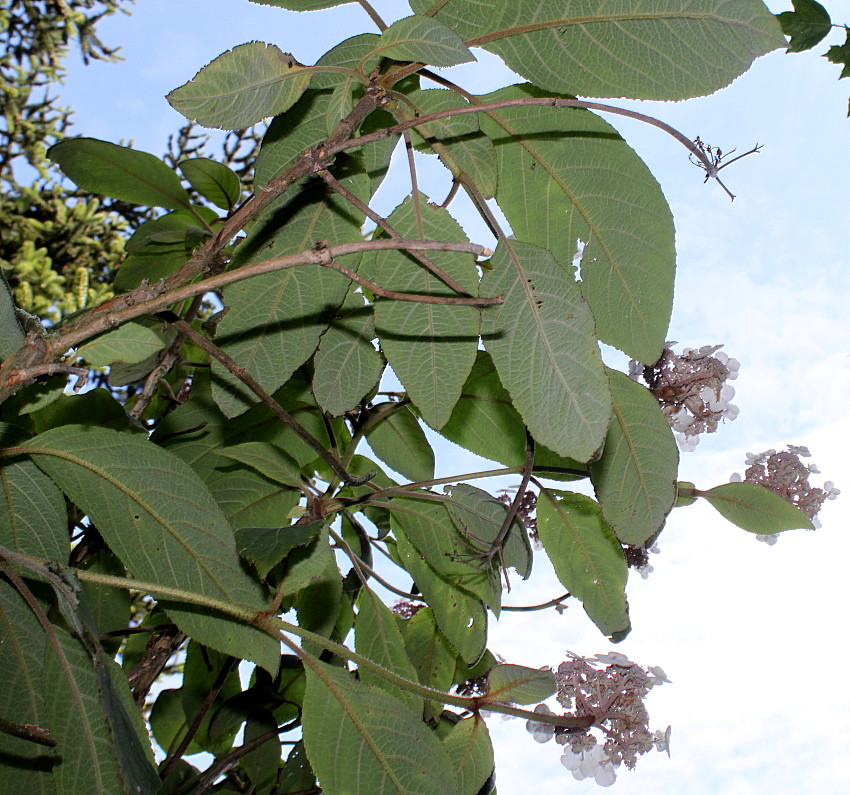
[498,489,539,547]
[729,445,840,544]
[630,342,740,451]
[525,652,671,787]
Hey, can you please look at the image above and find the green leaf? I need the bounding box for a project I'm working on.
[0,577,53,793]
[236,522,321,580]
[826,28,850,80]
[365,195,480,429]
[365,403,435,482]
[77,321,167,366]
[480,240,611,462]
[278,525,335,597]
[278,741,317,793]
[178,157,242,209]
[218,441,304,489]
[442,718,494,795]
[48,138,191,209]
[250,0,354,9]
[313,288,384,416]
[391,496,501,613]
[355,589,422,715]
[302,660,458,795]
[114,208,217,291]
[167,42,313,130]
[590,370,678,546]
[399,607,457,721]
[413,0,785,100]
[212,172,366,418]
[394,530,487,664]
[479,84,675,363]
[701,482,815,534]
[778,0,831,53]
[0,453,67,560]
[243,709,281,793]
[675,481,697,507]
[486,664,555,705]
[0,269,24,361]
[536,489,630,638]
[22,425,280,673]
[406,88,497,199]
[444,484,532,581]
[379,16,475,67]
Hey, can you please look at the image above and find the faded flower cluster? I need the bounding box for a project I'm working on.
[729,445,840,544]
[630,342,740,451]
[525,652,671,787]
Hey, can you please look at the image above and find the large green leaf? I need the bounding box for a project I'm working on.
[0,269,23,361]
[355,589,422,715]
[399,606,457,720]
[212,172,367,418]
[0,456,67,560]
[479,84,675,363]
[313,288,384,416]
[442,718,494,795]
[412,0,785,100]
[0,577,53,793]
[480,240,610,462]
[365,403,435,483]
[777,0,831,53]
[485,664,555,705]
[77,321,168,367]
[391,496,501,613]
[167,42,313,130]
[701,482,815,533]
[394,530,487,664]
[379,16,475,67]
[590,370,678,546]
[217,441,304,489]
[536,489,630,638]
[365,195,480,429]
[236,522,320,580]
[22,425,280,673]
[302,661,458,795]
[444,484,532,581]
[405,88,497,199]
[205,466,302,532]
[48,138,191,210]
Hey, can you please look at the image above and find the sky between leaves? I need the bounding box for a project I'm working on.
[55,1,850,792]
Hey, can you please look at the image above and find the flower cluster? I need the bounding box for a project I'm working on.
[629,342,740,451]
[391,600,425,618]
[497,488,539,548]
[525,652,671,787]
[729,445,839,543]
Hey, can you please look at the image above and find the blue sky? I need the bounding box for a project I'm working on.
[59,1,850,792]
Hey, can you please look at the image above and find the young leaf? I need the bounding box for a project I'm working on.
[825,28,850,80]
[412,0,785,100]
[355,589,423,715]
[536,489,630,639]
[778,0,832,53]
[442,718,494,795]
[77,320,168,366]
[590,369,678,546]
[378,16,475,67]
[365,403,435,482]
[276,525,334,597]
[313,288,384,416]
[48,138,191,209]
[399,606,457,719]
[480,240,611,462]
[701,482,815,534]
[479,84,675,364]
[485,664,556,705]
[364,195,480,430]
[0,269,24,361]
[302,660,459,795]
[22,425,280,673]
[167,43,313,130]
[178,157,242,209]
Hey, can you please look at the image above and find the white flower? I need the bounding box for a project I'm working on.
[676,433,699,452]
[638,563,654,580]
[788,445,811,457]
[526,703,555,743]
[722,403,740,420]
[653,725,672,757]
[729,472,742,482]
[756,533,779,545]
[647,665,671,685]
[649,543,661,555]
[594,763,617,787]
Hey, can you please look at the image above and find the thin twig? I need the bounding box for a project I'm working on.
[158,312,364,486]
[355,0,387,31]
[0,716,57,748]
[502,592,572,612]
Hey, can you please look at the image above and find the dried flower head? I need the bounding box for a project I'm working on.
[391,600,425,618]
[729,446,839,542]
[524,652,671,786]
[498,489,539,547]
[630,342,740,451]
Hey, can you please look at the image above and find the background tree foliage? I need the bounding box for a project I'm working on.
[0,1,839,793]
